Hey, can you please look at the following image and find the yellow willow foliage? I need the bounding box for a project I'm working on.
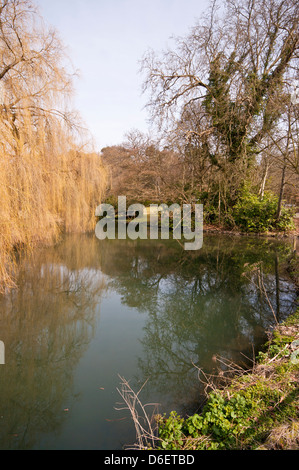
[0,0,107,292]
[0,107,107,294]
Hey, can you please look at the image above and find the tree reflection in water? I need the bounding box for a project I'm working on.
[0,234,297,448]
[0,235,106,450]
[98,235,297,412]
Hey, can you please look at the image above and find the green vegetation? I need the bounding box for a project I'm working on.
[103,189,296,234]
[231,190,295,233]
[156,308,299,450]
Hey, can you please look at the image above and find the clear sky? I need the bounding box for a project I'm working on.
[37,0,210,152]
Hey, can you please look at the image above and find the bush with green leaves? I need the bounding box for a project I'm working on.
[157,392,258,450]
[232,191,295,233]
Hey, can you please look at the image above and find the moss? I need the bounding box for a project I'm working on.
[285,308,299,327]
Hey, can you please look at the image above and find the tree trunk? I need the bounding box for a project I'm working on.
[275,254,280,323]
[259,162,269,200]
[276,162,286,221]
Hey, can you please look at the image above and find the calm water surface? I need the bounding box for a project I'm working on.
[0,233,297,450]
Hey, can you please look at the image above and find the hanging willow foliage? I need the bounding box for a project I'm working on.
[0,0,107,292]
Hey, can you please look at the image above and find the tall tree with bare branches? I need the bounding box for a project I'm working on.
[140,0,298,225]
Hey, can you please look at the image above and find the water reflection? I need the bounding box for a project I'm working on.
[0,234,297,449]
[97,236,297,410]
[0,236,106,450]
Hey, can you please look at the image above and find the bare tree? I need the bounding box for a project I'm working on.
[101,130,183,204]
[139,0,298,224]
[0,0,78,128]
[141,0,298,167]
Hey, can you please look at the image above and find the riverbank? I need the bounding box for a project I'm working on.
[156,306,299,451]
[149,247,299,451]
[112,232,299,451]
[119,246,298,451]
[202,217,299,241]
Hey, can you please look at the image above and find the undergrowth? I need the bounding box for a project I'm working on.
[156,309,299,450]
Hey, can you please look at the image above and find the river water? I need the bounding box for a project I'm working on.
[0,233,297,450]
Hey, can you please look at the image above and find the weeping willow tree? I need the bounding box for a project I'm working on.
[0,0,107,292]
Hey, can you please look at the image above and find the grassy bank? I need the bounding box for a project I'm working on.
[156,307,299,450]
[118,251,298,451]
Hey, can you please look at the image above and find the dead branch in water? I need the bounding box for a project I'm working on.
[115,375,161,450]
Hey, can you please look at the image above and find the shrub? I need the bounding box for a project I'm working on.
[157,310,299,450]
[158,392,257,450]
[232,191,295,232]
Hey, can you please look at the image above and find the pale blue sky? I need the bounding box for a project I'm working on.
[37,0,210,151]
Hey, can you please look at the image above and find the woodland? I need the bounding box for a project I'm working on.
[0,0,298,292]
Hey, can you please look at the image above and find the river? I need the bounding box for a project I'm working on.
[0,233,297,450]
